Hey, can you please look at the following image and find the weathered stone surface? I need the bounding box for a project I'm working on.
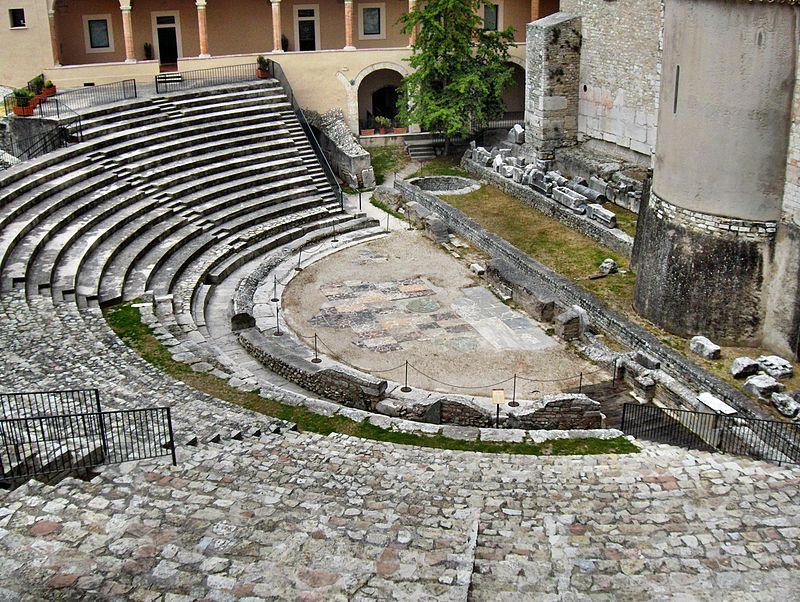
[689,336,721,360]
[743,374,785,399]
[598,258,618,275]
[424,216,449,244]
[361,167,376,189]
[771,392,800,419]
[552,186,588,214]
[555,307,586,341]
[756,355,793,379]
[372,185,405,211]
[508,124,525,144]
[731,356,760,379]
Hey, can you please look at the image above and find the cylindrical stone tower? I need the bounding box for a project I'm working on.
[632,0,797,345]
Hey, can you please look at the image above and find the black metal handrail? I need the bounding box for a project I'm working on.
[154,62,258,94]
[0,407,176,483]
[267,59,344,210]
[54,79,138,110]
[7,99,84,161]
[621,403,800,466]
[0,389,100,419]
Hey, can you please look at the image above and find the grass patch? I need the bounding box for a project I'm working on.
[614,206,638,238]
[370,198,405,220]
[410,156,469,178]
[105,302,638,457]
[444,184,636,310]
[368,145,410,185]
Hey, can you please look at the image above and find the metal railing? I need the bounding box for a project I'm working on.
[154,62,258,94]
[0,407,176,483]
[1,389,100,420]
[267,59,344,210]
[621,403,800,466]
[54,79,138,110]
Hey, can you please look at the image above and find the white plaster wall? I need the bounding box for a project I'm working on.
[560,0,662,158]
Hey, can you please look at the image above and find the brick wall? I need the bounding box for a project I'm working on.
[560,0,663,157]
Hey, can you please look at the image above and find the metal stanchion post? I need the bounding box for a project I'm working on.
[271,275,279,303]
[312,333,322,363]
[332,223,338,242]
[358,189,362,211]
[401,360,411,392]
[508,374,519,407]
[295,249,303,272]
[385,211,390,233]
[612,358,617,387]
[274,306,283,336]
[578,372,583,393]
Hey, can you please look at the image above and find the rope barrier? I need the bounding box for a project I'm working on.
[275,329,611,393]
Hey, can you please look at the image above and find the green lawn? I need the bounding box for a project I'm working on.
[105,302,638,456]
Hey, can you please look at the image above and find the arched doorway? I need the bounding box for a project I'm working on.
[500,62,525,120]
[357,69,404,129]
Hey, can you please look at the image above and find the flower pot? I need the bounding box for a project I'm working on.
[43,86,56,97]
[34,93,47,104]
[378,127,387,135]
[13,105,34,116]
[256,68,269,79]
[393,127,408,134]
[360,129,375,136]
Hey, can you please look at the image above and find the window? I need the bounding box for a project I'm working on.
[9,8,25,29]
[484,4,499,31]
[359,3,385,40]
[83,15,115,53]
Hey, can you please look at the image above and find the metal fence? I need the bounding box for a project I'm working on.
[155,62,258,94]
[0,389,100,419]
[267,59,344,209]
[621,403,800,466]
[54,79,138,110]
[0,389,176,485]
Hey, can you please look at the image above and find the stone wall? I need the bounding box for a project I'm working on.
[314,109,374,188]
[394,177,761,419]
[560,0,662,157]
[462,156,634,258]
[524,12,582,160]
[238,328,387,411]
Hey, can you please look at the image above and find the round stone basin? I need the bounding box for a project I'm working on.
[409,175,481,195]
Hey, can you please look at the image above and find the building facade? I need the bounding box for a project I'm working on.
[0,0,554,130]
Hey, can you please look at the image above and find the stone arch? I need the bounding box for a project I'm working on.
[338,61,411,133]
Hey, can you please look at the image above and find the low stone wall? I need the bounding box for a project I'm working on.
[394,177,759,419]
[238,328,387,411]
[462,156,634,258]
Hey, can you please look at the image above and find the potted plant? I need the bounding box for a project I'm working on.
[12,88,35,116]
[31,75,46,104]
[393,117,408,135]
[256,55,269,78]
[43,79,56,97]
[374,116,392,135]
[281,34,290,52]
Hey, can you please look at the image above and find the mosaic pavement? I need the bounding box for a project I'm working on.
[309,274,555,355]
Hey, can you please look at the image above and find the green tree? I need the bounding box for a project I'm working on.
[397,0,515,153]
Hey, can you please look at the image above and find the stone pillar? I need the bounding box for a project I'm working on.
[524,12,581,161]
[271,0,283,53]
[48,9,61,66]
[408,0,416,46]
[196,0,210,57]
[344,0,355,50]
[119,1,135,63]
[632,0,794,345]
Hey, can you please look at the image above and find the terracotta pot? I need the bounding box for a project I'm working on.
[34,93,47,104]
[393,127,408,134]
[43,86,56,97]
[360,129,375,136]
[378,127,387,135]
[13,104,34,116]
[256,69,269,79]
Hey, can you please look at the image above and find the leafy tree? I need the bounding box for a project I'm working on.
[397,0,515,153]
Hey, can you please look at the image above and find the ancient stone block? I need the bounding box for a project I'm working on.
[500,165,515,178]
[771,392,800,419]
[689,336,721,360]
[511,167,524,183]
[470,263,485,275]
[552,186,587,214]
[546,170,568,187]
[372,185,404,211]
[361,168,376,189]
[531,170,553,196]
[342,170,359,190]
[555,307,586,341]
[730,357,759,379]
[424,215,449,244]
[508,123,525,144]
[756,355,793,379]
[586,203,617,228]
[744,374,785,399]
[598,258,617,275]
[492,154,504,172]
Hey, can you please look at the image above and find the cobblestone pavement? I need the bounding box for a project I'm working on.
[2,290,800,600]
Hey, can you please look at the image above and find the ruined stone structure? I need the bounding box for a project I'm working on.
[523,1,800,359]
